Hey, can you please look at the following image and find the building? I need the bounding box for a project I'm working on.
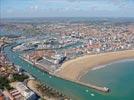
[0,90,4,100]
[43,54,66,64]
[16,82,37,100]
[3,89,24,100]
[15,65,23,73]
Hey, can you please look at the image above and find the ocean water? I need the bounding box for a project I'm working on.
[81,59,134,100]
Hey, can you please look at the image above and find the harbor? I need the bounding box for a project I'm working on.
[3,42,112,100]
[3,43,134,100]
[19,44,110,93]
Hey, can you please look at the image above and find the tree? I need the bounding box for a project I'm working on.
[0,76,12,90]
[12,73,29,82]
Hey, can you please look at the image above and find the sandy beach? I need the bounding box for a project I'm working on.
[56,50,134,82]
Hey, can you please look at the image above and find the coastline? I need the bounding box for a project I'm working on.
[20,53,109,92]
[55,50,134,83]
[79,58,134,82]
[14,47,134,92]
[90,58,134,71]
[18,49,134,92]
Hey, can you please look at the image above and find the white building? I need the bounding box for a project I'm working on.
[43,54,66,64]
[16,82,36,100]
[51,54,66,64]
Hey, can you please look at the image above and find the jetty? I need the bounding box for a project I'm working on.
[54,74,110,93]
[76,81,109,92]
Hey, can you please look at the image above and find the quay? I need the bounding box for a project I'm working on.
[19,56,49,73]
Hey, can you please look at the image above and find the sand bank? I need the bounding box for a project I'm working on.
[56,50,134,82]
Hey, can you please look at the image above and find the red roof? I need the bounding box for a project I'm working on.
[0,96,4,100]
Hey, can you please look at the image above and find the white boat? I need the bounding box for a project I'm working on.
[91,93,95,96]
[85,89,89,92]
[49,76,52,78]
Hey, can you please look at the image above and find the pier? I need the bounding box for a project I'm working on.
[55,74,110,93]
[76,81,110,93]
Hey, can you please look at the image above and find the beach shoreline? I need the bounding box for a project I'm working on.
[56,50,134,83]
[16,48,134,92]
[78,58,134,82]
[90,58,134,71]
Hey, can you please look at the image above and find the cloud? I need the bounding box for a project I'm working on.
[30,5,38,11]
[67,0,133,9]
[66,0,95,2]
[1,0,134,18]
[66,0,133,5]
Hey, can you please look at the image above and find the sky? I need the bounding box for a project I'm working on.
[0,0,134,18]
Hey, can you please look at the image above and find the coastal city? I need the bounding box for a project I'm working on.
[1,0,134,100]
[1,18,134,100]
[1,20,134,73]
[0,36,70,100]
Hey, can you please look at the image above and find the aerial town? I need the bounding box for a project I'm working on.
[0,35,70,100]
[1,19,134,73]
[0,18,134,100]
[1,0,134,99]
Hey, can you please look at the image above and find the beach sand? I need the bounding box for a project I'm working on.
[55,50,134,82]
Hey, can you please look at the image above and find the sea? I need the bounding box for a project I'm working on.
[80,59,134,100]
